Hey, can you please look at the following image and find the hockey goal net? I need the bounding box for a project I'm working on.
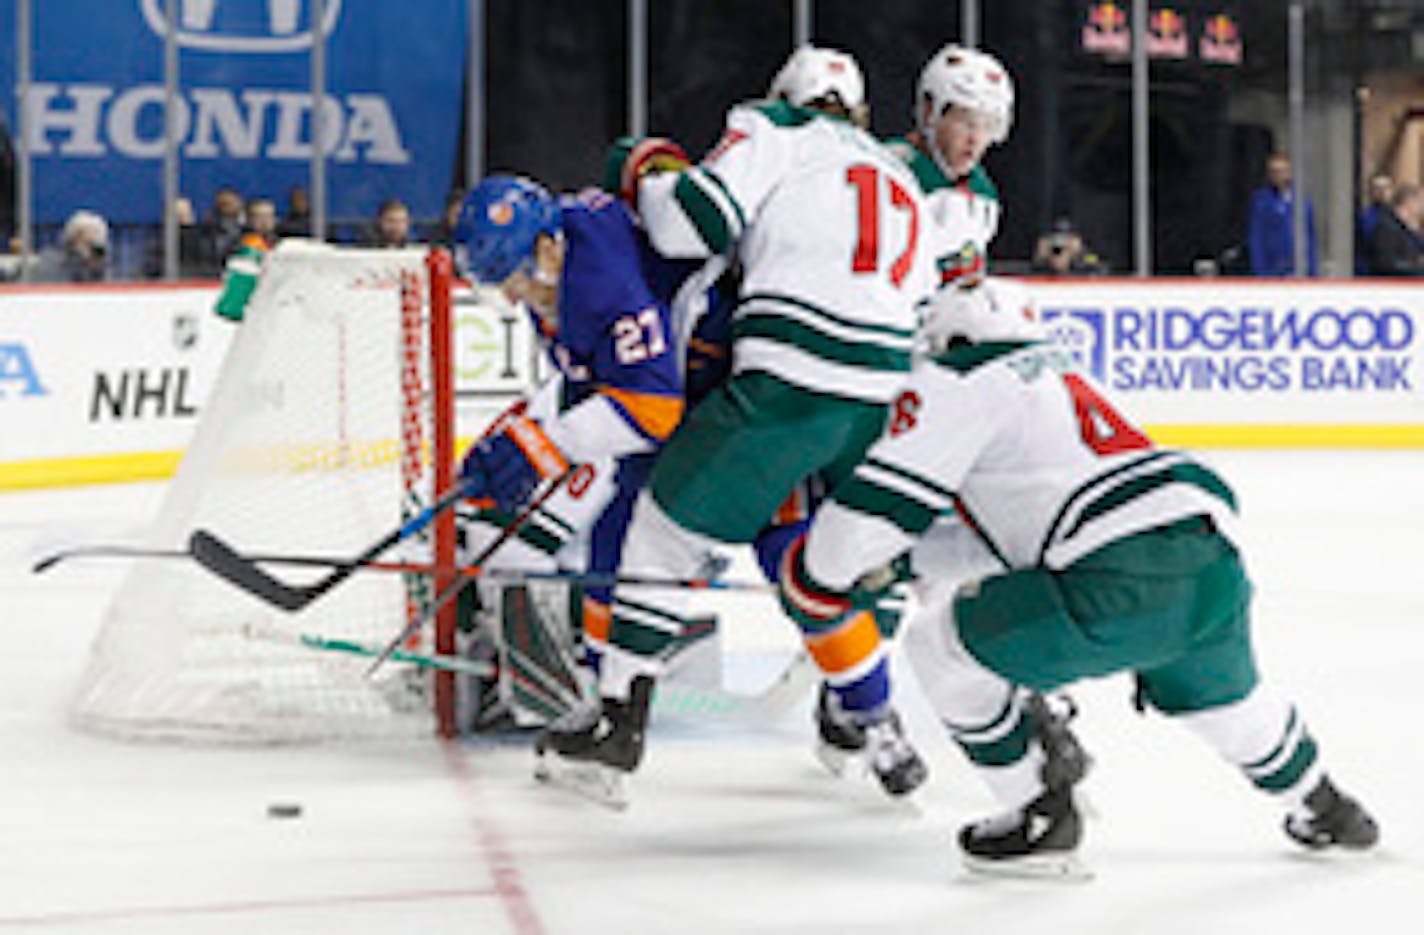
[71,242,459,743]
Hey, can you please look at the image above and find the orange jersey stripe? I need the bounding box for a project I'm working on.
[600,387,685,441]
[582,597,612,644]
[804,610,881,675]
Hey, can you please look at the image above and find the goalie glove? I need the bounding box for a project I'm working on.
[461,411,569,514]
[602,135,691,208]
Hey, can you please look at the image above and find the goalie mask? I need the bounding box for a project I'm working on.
[768,45,869,128]
[453,175,562,287]
[919,277,1044,352]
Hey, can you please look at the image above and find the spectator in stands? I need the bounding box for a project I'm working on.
[213,198,281,322]
[1364,184,1424,277]
[1355,174,1393,274]
[430,189,466,247]
[29,209,109,283]
[1031,217,1107,276]
[197,186,246,274]
[246,197,279,249]
[367,198,412,249]
[143,196,211,279]
[1247,152,1318,276]
[278,185,311,238]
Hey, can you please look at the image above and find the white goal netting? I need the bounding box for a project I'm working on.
[71,242,455,743]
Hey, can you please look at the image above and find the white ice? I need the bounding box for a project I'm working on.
[2,450,1421,933]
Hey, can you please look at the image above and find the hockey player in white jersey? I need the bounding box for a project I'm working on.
[888,44,1012,290]
[780,279,1379,874]
[537,45,934,799]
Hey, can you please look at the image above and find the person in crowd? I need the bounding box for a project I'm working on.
[278,186,312,238]
[367,199,412,249]
[1364,183,1424,277]
[142,196,211,279]
[1246,152,1318,276]
[1031,217,1107,276]
[431,189,466,247]
[197,187,246,274]
[213,197,281,321]
[29,209,109,283]
[1355,174,1393,274]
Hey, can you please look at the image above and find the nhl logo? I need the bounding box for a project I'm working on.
[172,312,199,351]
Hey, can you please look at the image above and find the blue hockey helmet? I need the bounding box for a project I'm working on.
[452,175,562,285]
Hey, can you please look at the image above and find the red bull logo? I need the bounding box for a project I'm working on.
[1147,7,1188,58]
[1082,2,1131,56]
[1200,13,1243,65]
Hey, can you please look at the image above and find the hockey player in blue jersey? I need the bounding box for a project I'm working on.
[452,170,730,728]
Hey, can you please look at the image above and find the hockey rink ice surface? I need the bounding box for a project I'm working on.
[2,449,1421,934]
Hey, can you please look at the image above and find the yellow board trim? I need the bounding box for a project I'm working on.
[3,428,1421,492]
[0,451,186,490]
[1146,424,1424,449]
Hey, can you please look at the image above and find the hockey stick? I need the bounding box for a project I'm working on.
[247,620,814,725]
[363,469,574,676]
[188,478,482,612]
[35,544,777,594]
[242,623,495,677]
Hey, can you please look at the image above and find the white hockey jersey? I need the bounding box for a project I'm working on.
[803,341,1240,590]
[885,139,1000,289]
[637,101,932,404]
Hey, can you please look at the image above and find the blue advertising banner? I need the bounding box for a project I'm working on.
[2,0,466,225]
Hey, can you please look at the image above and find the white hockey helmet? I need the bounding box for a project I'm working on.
[920,276,1044,351]
[916,44,1014,146]
[769,45,868,125]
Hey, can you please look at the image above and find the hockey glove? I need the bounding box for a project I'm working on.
[602,136,690,208]
[463,413,569,514]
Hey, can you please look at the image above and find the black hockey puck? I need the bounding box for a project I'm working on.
[266,802,303,819]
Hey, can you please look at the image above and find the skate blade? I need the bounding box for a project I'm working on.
[815,740,861,778]
[962,851,1093,882]
[533,753,628,811]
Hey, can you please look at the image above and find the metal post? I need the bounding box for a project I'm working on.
[16,0,33,277]
[961,0,980,48]
[162,0,180,280]
[310,0,327,241]
[1288,2,1307,277]
[793,0,813,47]
[628,0,647,137]
[466,0,484,187]
[1131,0,1151,277]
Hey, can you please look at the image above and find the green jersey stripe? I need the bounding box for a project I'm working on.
[742,292,917,341]
[833,475,940,536]
[865,455,957,502]
[734,314,912,372]
[1062,462,1239,541]
[673,171,737,255]
[697,167,748,232]
[1036,451,1177,563]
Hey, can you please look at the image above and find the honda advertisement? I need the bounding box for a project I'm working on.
[0,0,466,224]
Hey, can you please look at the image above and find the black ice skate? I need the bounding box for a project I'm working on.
[533,675,654,810]
[1284,775,1379,851]
[863,710,929,799]
[814,685,927,800]
[814,682,866,776]
[959,691,1092,879]
[959,785,1086,879]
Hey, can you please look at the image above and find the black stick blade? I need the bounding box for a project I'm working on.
[189,530,321,612]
